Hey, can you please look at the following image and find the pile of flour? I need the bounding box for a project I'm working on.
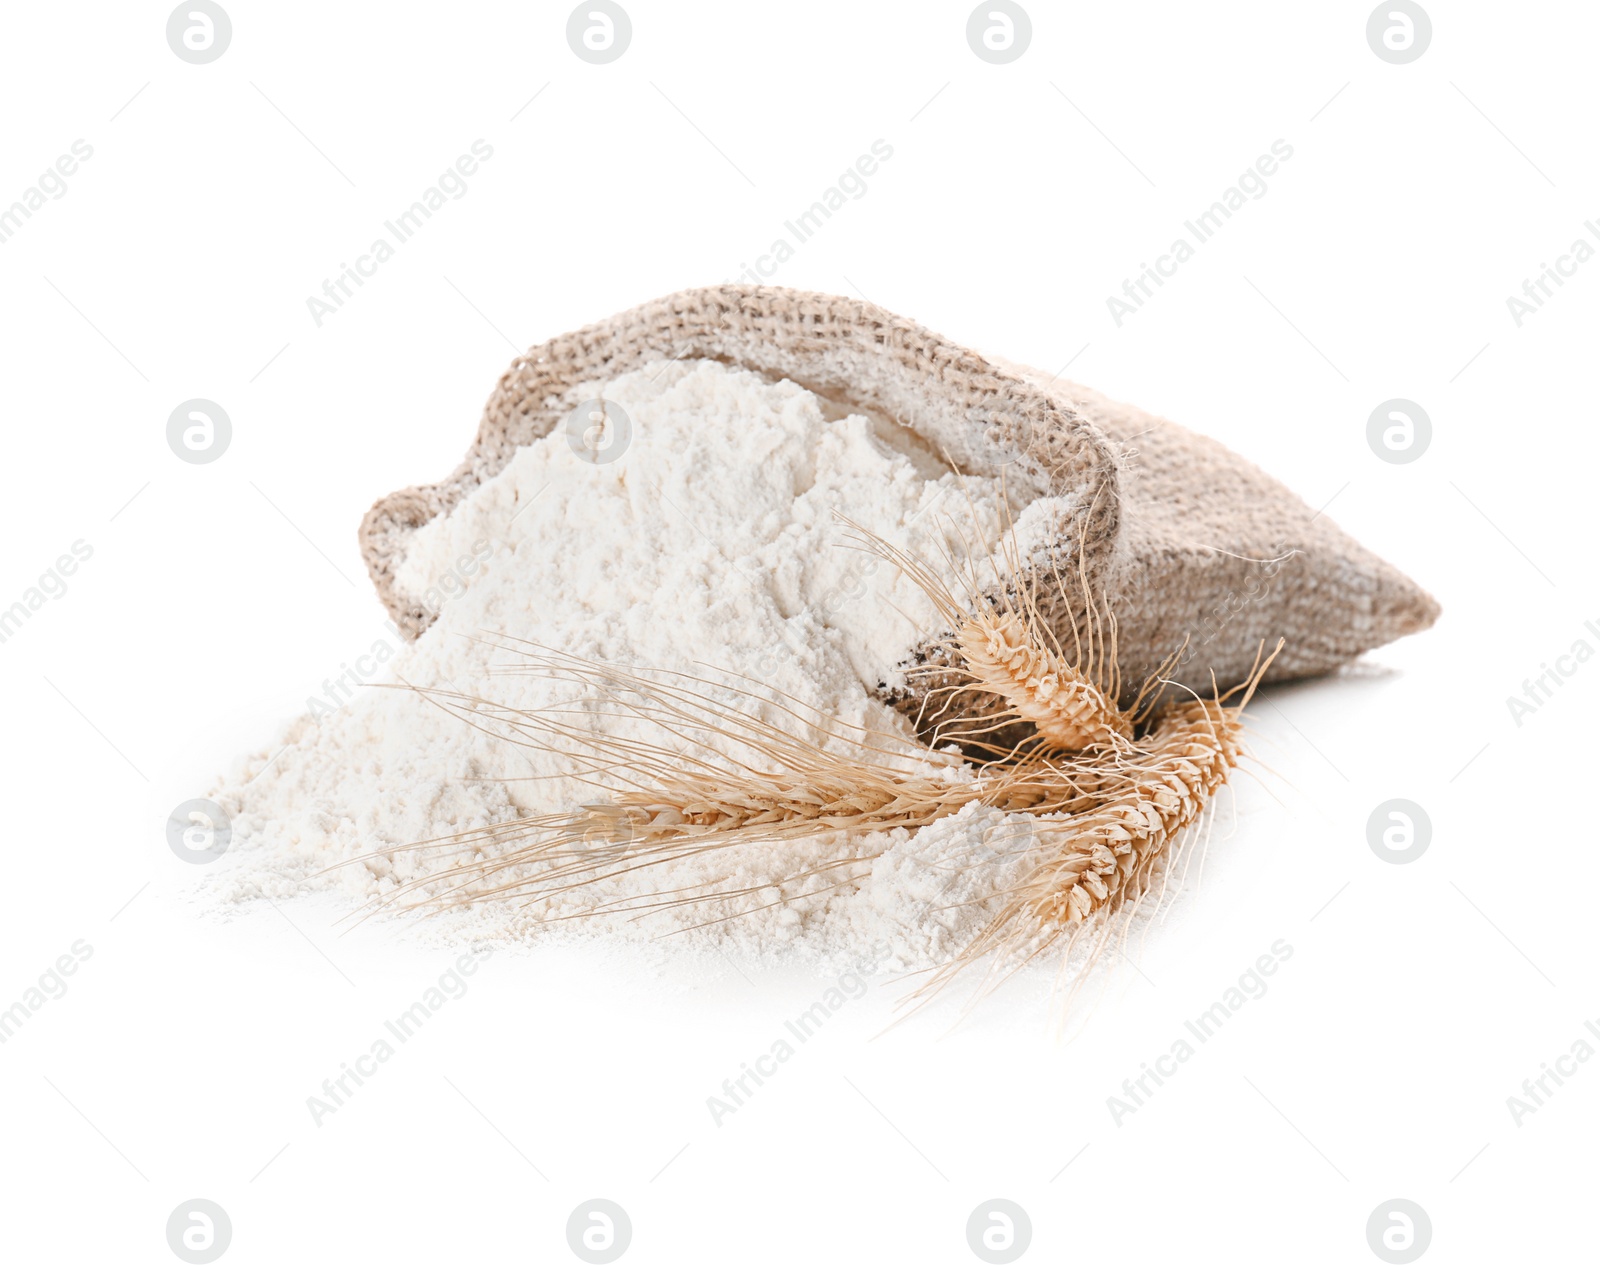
[211,360,1063,968]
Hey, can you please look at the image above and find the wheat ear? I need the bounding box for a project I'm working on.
[838,506,1146,755]
[341,648,1022,924]
[341,638,1127,928]
[954,608,1130,750]
[912,641,1282,1013]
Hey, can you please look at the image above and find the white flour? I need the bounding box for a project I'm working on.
[211,360,1064,968]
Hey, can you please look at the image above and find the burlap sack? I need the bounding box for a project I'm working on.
[360,286,1437,721]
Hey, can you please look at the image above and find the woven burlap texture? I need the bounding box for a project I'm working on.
[359,285,1438,713]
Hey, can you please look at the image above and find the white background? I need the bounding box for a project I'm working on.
[1,1,1595,1261]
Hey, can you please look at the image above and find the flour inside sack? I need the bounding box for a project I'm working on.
[209,359,1066,966]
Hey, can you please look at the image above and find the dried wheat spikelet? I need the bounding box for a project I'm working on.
[909,641,1282,1017]
[954,607,1131,750]
[1017,696,1247,929]
[838,499,1169,757]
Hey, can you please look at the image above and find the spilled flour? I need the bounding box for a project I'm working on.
[211,360,1066,968]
